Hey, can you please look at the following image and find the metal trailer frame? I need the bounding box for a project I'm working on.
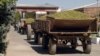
[33,18,98,55]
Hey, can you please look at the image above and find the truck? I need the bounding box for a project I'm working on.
[33,18,98,55]
[17,18,34,40]
[33,11,98,55]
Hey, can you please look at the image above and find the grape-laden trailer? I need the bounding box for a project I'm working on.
[33,17,98,55]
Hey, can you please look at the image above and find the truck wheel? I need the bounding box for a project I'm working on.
[18,28,21,33]
[38,34,42,44]
[48,38,56,55]
[42,36,48,49]
[27,25,32,40]
[34,33,38,43]
[71,38,77,49]
[82,38,91,54]
[27,31,31,40]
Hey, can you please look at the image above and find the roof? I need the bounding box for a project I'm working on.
[16,3,58,8]
[68,2,100,10]
[86,2,100,8]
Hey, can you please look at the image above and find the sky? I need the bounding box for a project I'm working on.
[17,0,98,9]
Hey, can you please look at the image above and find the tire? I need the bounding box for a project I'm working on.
[27,25,32,40]
[34,33,38,43]
[82,38,91,54]
[18,28,21,33]
[38,35,42,45]
[71,38,77,49]
[42,36,49,49]
[48,38,56,55]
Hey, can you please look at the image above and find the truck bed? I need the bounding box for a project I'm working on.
[49,19,97,35]
[34,18,97,35]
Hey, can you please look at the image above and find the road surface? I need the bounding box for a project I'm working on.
[6,26,100,56]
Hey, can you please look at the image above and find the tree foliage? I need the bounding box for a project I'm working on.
[0,0,17,41]
[25,12,35,18]
[0,0,17,24]
[14,11,21,22]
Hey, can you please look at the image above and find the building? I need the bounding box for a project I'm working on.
[74,3,100,18]
[16,4,61,19]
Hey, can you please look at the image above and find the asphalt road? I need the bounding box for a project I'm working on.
[6,26,100,56]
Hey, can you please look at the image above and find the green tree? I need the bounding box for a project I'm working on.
[0,0,17,53]
[14,11,21,22]
[25,12,35,18]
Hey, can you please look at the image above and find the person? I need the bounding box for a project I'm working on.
[14,22,17,31]
[18,21,21,33]
[23,20,27,34]
[18,19,25,34]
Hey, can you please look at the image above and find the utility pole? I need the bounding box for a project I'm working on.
[97,0,99,18]
[97,0,100,36]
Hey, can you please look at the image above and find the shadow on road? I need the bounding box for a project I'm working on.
[28,41,38,45]
[25,39,38,45]
[31,45,83,54]
[24,38,84,55]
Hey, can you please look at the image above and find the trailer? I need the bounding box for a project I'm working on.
[33,17,97,54]
[33,20,46,44]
